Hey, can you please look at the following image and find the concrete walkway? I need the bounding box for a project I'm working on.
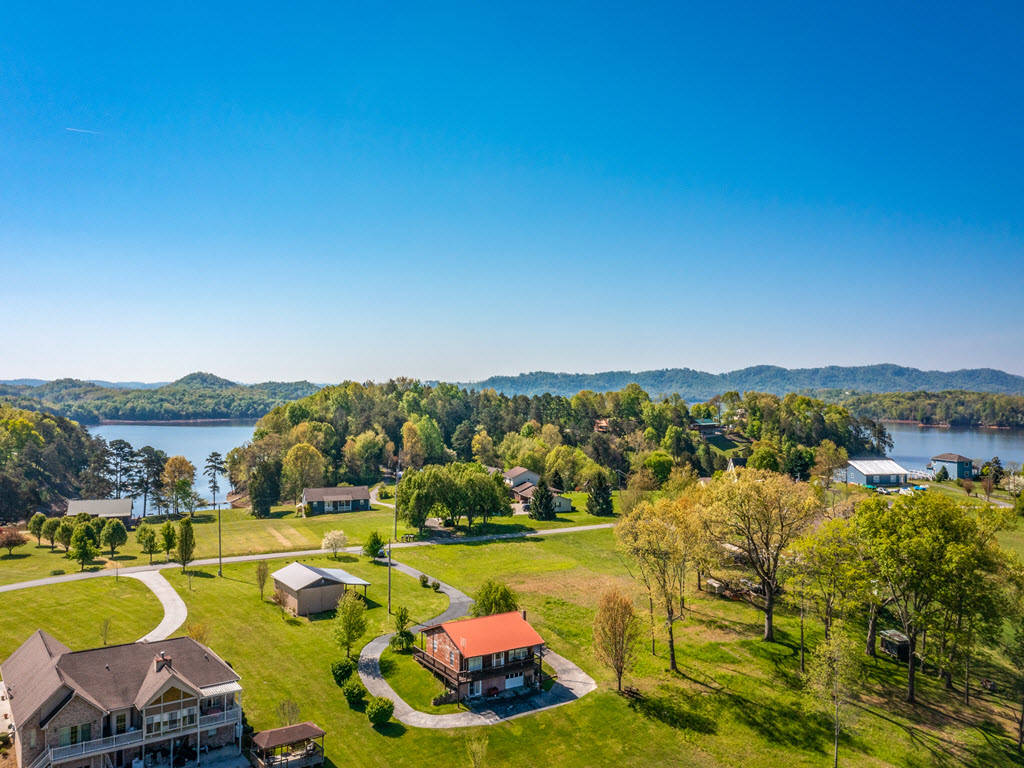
[0,523,614,593]
[127,571,188,642]
[357,558,596,728]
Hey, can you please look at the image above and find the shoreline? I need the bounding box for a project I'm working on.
[95,418,259,427]
[881,419,1014,431]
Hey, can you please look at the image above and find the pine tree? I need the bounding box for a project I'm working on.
[530,480,555,520]
[587,472,614,516]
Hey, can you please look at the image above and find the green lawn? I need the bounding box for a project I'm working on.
[379,647,461,714]
[7,525,1019,767]
[0,494,618,586]
[0,576,163,660]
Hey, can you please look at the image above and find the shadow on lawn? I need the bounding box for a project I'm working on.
[373,721,406,738]
[627,686,717,734]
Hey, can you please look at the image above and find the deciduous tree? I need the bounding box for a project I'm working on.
[281,443,326,504]
[177,517,195,572]
[334,591,367,657]
[136,524,158,564]
[69,524,98,570]
[0,527,27,556]
[322,530,347,558]
[471,579,518,617]
[28,512,47,545]
[593,588,641,691]
[159,520,177,562]
[100,518,128,557]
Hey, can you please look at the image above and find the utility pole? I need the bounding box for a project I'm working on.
[393,457,400,540]
[387,536,392,615]
[217,502,223,577]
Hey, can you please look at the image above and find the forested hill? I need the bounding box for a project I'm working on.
[0,373,321,424]
[462,365,1024,400]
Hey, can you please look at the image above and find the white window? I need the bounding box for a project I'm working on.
[432,636,437,652]
[182,707,197,727]
[492,652,504,667]
[448,650,454,666]
[468,656,482,671]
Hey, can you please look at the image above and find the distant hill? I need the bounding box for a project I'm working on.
[1,378,167,389]
[461,365,1024,400]
[0,373,321,424]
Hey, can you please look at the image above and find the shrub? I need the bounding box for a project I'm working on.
[342,678,366,707]
[366,696,394,726]
[363,530,386,559]
[431,580,441,592]
[331,658,356,686]
[419,573,429,588]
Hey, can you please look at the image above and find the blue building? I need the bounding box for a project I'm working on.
[931,453,974,480]
[839,457,909,487]
[301,485,371,514]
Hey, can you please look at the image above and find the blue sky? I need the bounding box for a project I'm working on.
[2,2,1022,382]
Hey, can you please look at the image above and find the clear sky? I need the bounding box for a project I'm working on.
[2,2,1022,383]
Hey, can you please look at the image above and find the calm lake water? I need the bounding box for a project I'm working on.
[88,421,256,514]
[885,423,1024,473]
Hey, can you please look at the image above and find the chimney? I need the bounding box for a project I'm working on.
[154,651,172,672]
[521,610,527,620]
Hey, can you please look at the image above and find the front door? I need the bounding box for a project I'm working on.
[469,680,482,698]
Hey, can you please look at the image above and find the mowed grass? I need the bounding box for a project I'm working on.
[379,648,461,714]
[0,576,163,659]
[0,492,618,586]
[5,530,1022,767]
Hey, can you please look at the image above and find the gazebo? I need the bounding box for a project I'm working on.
[249,722,325,768]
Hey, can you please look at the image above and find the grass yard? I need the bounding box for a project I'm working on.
[4,530,1023,767]
[0,493,619,586]
[0,576,163,659]
[379,647,461,714]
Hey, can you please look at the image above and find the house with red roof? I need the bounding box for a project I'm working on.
[412,612,544,702]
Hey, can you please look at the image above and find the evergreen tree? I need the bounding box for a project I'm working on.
[529,479,555,520]
[177,517,196,572]
[586,472,614,516]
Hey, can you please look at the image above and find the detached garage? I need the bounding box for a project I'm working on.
[271,562,370,617]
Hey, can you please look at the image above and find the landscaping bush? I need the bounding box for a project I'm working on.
[418,573,429,588]
[431,580,441,592]
[331,658,356,686]
[342,679,366,707]
[366,696,394,726]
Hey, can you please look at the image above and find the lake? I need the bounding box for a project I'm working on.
[88,421,257,514]
[885,423,1024,473]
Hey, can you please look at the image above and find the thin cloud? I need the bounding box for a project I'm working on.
[65,127,103,135]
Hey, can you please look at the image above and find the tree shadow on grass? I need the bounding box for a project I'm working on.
[110,554,138,562]
[373,721,406,738]
[717,690,833,752]
[377,655,396,676]
[628,686,718,734]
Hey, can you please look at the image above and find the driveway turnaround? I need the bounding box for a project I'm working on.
[357,559,597,728]
[126,571,188,642]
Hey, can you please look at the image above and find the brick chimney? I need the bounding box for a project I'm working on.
[154,651,172,672]
[521,609,527,620]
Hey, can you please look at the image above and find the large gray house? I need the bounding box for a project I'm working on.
[0,632,242,768]
[837,457,909,487]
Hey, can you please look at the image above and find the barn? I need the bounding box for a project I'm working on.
[271,562,370,616]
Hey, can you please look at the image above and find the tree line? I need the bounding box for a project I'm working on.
[224,380,890,516]
[834,389,1024,428]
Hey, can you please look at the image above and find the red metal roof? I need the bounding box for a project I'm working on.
[440,611,544,658]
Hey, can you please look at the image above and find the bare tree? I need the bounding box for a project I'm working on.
[276,700,300,726]
[256,561,269,600]
[593,588,642,691]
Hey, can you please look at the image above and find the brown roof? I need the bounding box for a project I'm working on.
[0,630,69,725]
[932,453,971,463]
[1,634,238,726]
[303,486,370,502]
[252,722,325,750]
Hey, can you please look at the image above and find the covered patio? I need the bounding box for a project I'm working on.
[248,723,325,768]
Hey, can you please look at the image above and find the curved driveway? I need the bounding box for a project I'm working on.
[127,571,188,642]
[357,559,596,728]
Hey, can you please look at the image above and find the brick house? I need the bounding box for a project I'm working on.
[0,632,242,768]
[413,612,544,702]
[300,486,370,515]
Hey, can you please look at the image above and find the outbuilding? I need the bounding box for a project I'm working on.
[838,458,909,487]
[931,453,974,480]
[66,498,134,527]
[271,562,370,616]
[879,629,911,662]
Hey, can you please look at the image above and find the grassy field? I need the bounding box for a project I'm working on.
[0,494,618,586]
[0,576,163,659]
[5,528,1021,767]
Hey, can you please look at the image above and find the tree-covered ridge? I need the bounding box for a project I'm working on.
[833,390,1024,428]
[0,373,321,424]
[462,364,1024,399]
[0,403,110,521]
[225,379,889,505]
